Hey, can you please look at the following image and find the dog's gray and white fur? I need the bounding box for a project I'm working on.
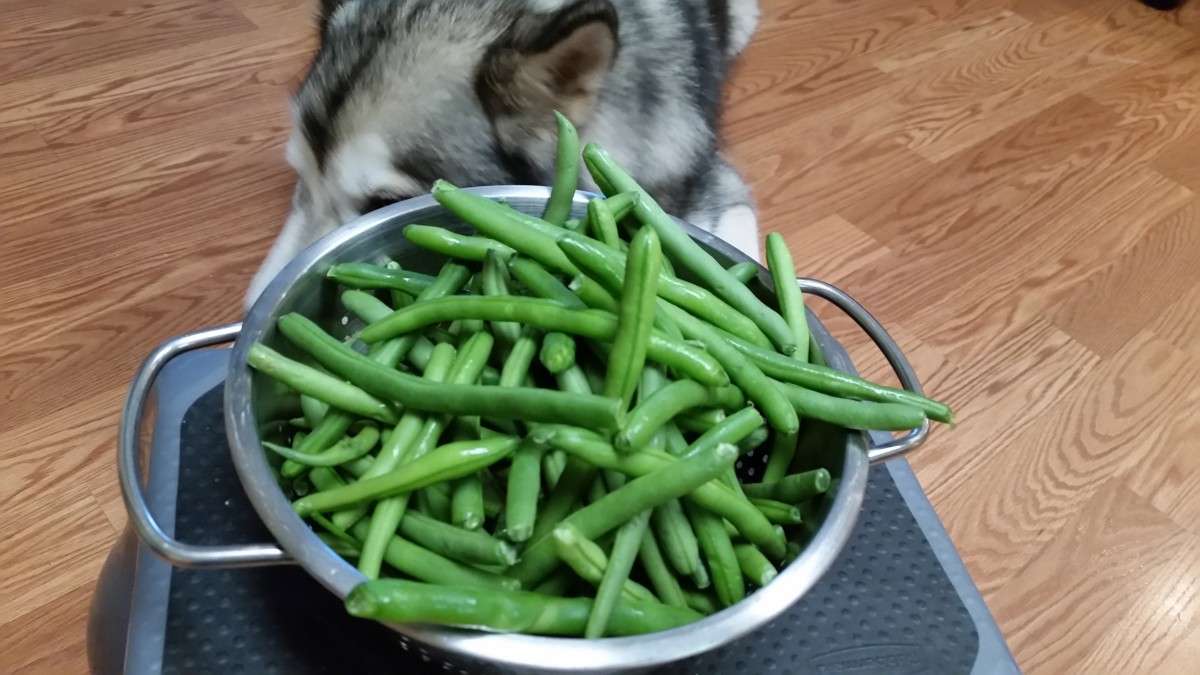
[245,0,762,309]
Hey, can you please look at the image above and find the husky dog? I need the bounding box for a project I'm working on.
[245,0,762,309]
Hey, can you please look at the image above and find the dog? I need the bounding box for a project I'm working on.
[244,0,763,310]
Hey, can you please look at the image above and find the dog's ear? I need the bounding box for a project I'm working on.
[478,0,619,128]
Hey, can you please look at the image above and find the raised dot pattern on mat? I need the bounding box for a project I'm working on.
[161,385,977,675]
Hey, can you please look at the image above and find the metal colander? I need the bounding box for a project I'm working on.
[118,187,930,674]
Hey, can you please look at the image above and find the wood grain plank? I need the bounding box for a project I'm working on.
[0,577,95,674]
[1149,280,1200,363]
[1152,127,1200,192]
[0,123,58,174]
[869,8,1032,73]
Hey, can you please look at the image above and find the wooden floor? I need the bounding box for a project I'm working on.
[2,0,1199,672]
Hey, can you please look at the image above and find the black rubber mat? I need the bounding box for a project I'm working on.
[163,384,978,675]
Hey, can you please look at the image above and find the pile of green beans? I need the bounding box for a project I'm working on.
[246,113,956,640]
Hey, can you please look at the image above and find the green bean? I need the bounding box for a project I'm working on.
[564,217,586,233]
[588,196,621,249]
[604,225,661,411]
[603,191,640,223]
[555,230,772,349]
[279,313,625,429]
[542,448,568,489]
[508,257,587,309]
[582,143,797,354]
[287,417,312,430]
[433,180,580,276]
[765,232,810,362]
[691,559,712,590]
[263,426,379,467]
[661,302,799,435]
[532,567,578,596]
[724,334,955,424]
[481,249,523,345]
[748,498,804,525]
[675,408,727,434]
[539,332,576,374]
[583,149,616,196]
[509,441,739,586]
[417,487,451,522]
[499,329,539,388]
[637,528,688,609]
[403,224,517,262]
[299,396,328,428]
[345,579,704,636]
[552,524,657,604]
[506,440,544,542]
[727,261,760,285]
[293,436,521,515]
[352,343,457,575]
[762,428,799,485]
[776,381,927,431]
[616,380,745,453]
[345,522,518,591]
[451,473,484,531]
[531,456,597,542]
[686,502,744,607]
[587,510,652,638]
[326,262,436,296]
[247,344,400,425]
[651,500,701,577]
[683,589,719,616]
[356,297,727,388]
[394,510,517,567]
[317,533,361,558]
[733,544,778,588]
[543,111,580,225]
[742,469,831,504]
[569,274,620,313]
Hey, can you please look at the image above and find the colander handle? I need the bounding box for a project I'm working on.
[118,323,291,568]
[796,279,931,463]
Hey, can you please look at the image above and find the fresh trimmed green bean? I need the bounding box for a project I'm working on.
[433,180,580,276]
[742,469,831,504]
[451,472,485,530]
[508,441,739,587]
[531,456,597,542]
[278,313,626,429]
[356,297,728,388]
[762,428,799,485]
[661,302,799,435]
[727,261,760,285]
[564,217,586,233]
[588,196,621,249]
[587,509,652,638]
[508,257,587,309]
[247,343,400,425]
[687,501,744,607]
[345,579,703,636]
[404,224,517,262]
[551,524,657,604]
[603,191,640,223]
[326,262,436,296]
[651,500,700,577]
[604,225,661,412]
[616,380,745,453]
[555,230,772,349]
[582,143,797,354]
[776,381,927,431]
[569,274,620,313]
[539,332,576,374]
[675,408,727,433]
[396,511,517,567]
[691,559,712,590]
[287,417,312,430]
[637,528,688,609]
[748,498,804,525]
[417,486,452,522]
[543,111,580,226]
[733,543,778,588]
[542,448,568,489]
[293,436,521,515]
[263,426,379,467]
[724,334,955,424]
[499,329,539,388]
[300,395,328,428]
[345,522,518,591]
[481,249,523,345]
[506,440,544,542]
[765,232,810,362]
[683,589,719,616]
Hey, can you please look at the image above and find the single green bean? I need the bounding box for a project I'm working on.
[683,589,719,616]
[451,472,485,531]
[542,448,568,489]
[733,543,778,588]
[637,528,689,609]
[417,486,452,522]
[742,469,831,504]
[278,313,625,429]
[616,380,745,453]
[247,343,399,425]
[345,579,703,636]
[299,396,328,428]
[326,262,436,296]
[403,224,517,262]
[686,501,744,608]
[508,257,587,309]
[748,498,804,525]
[582,143,797,354]
[543,111,580,225]
[552,524,657,603]
[776,381,927,431]
[651,500,701,577]
[765,232,810,362]
[506,440,544,542]
[727,261,760,285]
[293,436,521,515]
[263,426,379,467]
[509,442,739,587]
[604,225,661,411]
[355,297,727,388]
[532,455,596,542]
[587,510,652,638]
[539,331,577,374]
[396,510,516,567]
[603,191,640,223]
[675,408,727,434]
[569,274,620,313]
[481,249,523,345]
[345,522,518,591]
[588,196,621,249]
[762,428,799,485]
[564,217,586,233]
